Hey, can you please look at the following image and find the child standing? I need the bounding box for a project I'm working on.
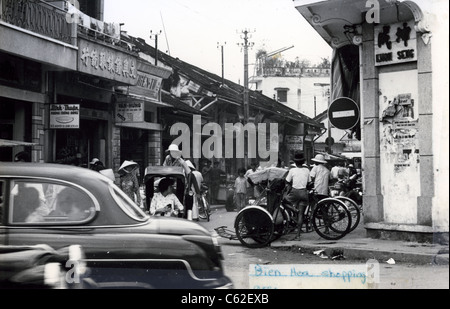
[234,168,248,211]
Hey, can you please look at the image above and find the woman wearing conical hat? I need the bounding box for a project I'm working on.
[118,160,142,206]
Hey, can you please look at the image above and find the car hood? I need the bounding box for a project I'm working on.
[151,217,211,236]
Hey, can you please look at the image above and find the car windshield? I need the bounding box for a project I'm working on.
[110,184,149,221]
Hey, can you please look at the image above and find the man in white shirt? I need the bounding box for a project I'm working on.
[310,154,331,199]
[284,153,310,240]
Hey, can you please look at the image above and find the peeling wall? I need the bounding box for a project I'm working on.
[379,70,420,224]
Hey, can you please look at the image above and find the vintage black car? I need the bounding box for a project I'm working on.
[0,162,233,289]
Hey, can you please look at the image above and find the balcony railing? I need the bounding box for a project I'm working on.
[0,0,73,44]
[0,0,137,52]
[256,67,331,78]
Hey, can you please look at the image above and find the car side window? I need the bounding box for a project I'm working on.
[10,181,96,224]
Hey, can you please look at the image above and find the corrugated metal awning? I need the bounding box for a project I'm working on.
[0,139,37,147]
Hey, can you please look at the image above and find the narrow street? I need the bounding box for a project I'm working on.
[198,207,449,289]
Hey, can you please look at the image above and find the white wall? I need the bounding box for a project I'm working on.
[251,75,330,118]
[430,0,449,232]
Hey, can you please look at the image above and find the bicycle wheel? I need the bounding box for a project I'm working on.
[312,198,351,240]
[335,196,360,232]
[271,206,290,241]
[234,206,274,248]
[198,195,210,222]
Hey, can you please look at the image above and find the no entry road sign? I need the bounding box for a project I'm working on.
[328,97,360,130]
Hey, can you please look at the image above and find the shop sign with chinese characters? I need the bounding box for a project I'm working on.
[374,20,417,66]
[115,99,144,123]
[50,104,80,129]
[78,39,138,85]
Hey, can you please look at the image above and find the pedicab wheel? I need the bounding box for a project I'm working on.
[270,206,290,241]
[234,206,274,248]
[312,198,352,240]
[198,196,210,222]
[335,196,360,232]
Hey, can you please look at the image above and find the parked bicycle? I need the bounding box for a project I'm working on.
[215,168,353,248]
[197,184,211,221]
[330,174,363,214]
[329,175,363,231]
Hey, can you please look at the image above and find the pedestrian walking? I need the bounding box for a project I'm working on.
[348,164,357,178]
[234,168,248,211]
[244,162,259,200]
[185,160,202,220]
[209,161,226,204]
[337,163,348,181]
[310,154,331,199]
[284,153,310,240]
[330,163,340,178]
[118,160,142,207]
[201,160,212,182]
[89,158,106,172]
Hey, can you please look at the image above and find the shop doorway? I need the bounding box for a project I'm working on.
[120,127,148,185]
[54,119,107,167]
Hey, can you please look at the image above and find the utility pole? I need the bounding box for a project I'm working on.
[238,29,255,168]
[217,42,226,85]
[238,29,255,124]
[150,30,162,66]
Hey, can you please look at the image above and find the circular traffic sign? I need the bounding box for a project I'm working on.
[328,97,360,130]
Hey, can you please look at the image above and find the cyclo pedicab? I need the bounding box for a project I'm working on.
[143,166,210,220]
[215,167,355,248]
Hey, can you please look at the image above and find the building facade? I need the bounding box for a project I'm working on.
[250,67,331,118]
[294,0,449,243]
[0,0,171,182]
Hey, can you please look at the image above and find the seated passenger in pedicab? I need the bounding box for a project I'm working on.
[149,178,184,217]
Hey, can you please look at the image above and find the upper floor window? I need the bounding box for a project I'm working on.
[275,88,289,103]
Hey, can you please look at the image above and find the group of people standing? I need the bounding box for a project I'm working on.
[86,144,222,222]
[284,153,359,240]
[284,153,330,240]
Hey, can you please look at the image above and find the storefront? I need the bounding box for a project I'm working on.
[0,52,45,163]
[49,92,111,167]
[114,60,172,179]
[294,0,449,242]
[46,36,139,170]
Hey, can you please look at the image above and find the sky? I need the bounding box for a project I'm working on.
[103,0,333,84]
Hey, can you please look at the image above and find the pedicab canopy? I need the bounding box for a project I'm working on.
[247,167,288,186]
[143,166,186,209]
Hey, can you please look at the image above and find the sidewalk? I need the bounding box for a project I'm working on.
[207,204,449,265]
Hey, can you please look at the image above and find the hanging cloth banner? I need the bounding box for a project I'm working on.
[330,45,361,139]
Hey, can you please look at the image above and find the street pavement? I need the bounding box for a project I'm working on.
[203,204,449,266]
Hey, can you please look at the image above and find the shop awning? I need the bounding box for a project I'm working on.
[341,152,362,159]
[124,93,172,108]
[317,151,348,161]
[0,139,37,147]
[115,122,162,131]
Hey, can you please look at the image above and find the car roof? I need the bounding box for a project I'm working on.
[0,162,112,184]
